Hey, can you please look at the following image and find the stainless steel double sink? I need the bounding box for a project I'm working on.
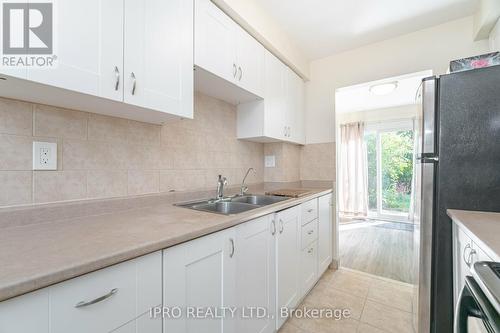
[175,194,290,215]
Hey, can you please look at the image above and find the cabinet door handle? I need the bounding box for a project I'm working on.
[130,72,137,95]
[307,208,313,213]
[307,230,314,235]
[238,66,242,81]
[271,220,276,235]
[114,66,120,91]
[279,219,284,234]
[463,244,476,267]
[233,63,237,78]
[74,288,118,308]
[308,247,314,254]
[288,127,291,137]
[229,238,235,258]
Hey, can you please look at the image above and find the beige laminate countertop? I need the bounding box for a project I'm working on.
[0,188,331,302]
[447,209,500,262]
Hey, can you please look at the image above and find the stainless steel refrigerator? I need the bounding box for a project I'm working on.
[415,65,500,333]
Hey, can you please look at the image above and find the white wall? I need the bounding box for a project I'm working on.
[490,19,500,51]
[337,104,418,125]
[305,16,490,144]
[213,0,310,79]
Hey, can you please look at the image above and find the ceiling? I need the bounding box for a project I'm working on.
[253,0,479,60]
[335,70,433,113]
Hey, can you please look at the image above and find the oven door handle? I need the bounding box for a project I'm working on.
[455,276,500,333]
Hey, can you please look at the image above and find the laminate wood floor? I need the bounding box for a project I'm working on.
[339,220,415,283]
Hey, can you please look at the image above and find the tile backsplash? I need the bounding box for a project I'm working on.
[0,93,264,207]
[0,92,336,208]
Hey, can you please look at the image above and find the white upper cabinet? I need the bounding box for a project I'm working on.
[195,0,237,83]
[194,0,264,98]
[124,0,193,118]
[234,25,264,97]
[28,0,124,102]
[0,0,193,124]
[237,51,305,145]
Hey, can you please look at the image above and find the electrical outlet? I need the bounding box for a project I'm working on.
[33,142,57,170]
[265,155,276,168]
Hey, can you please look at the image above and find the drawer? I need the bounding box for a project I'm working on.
[301,198,318,225]
[300,241,318,297]
[301,219,318,249]
[49,251,162,333]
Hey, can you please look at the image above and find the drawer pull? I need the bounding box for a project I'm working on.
[74,288,118,308]
[307,208,313,213]
[307,248,314,254]
[307,230,314,235]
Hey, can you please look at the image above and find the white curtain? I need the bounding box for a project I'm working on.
[339,122,368,217]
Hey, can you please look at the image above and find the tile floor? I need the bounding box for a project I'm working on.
[279,268,416,333]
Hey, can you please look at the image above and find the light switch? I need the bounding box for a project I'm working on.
[33,141,57,170]
[265,155,276,168]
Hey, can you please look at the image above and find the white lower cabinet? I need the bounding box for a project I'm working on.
[163,228,236,333]
[235,215,275,333]
[0,195,333,333]
[0,289,49,333]
[275,205,301,329]
[0,251,162,333]
[318,194,333,274]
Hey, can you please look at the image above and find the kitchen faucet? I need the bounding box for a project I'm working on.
[216,175,228,200]
[240,168,256,195]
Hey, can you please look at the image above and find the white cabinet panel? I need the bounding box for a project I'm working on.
[263,50,287,140]
[235,215,275,333]
[275,206,301,329]
[235,25,264,97]
[453,224,473,305]
[111,313,162,333]
[124,0,193,118]
[163,228,236,333]
[286,68,305,144]
[49,251,161,333]
[195,0,237,83]
[318,194,333,274]
[0,289,49,333]
[300,241,318,298]
[28,0,123,101]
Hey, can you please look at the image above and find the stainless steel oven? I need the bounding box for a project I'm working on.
[454,262,500,333]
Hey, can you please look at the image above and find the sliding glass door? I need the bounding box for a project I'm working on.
[365,120,414,222]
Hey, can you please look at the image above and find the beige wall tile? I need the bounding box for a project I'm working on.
[0,171,32,206]
[34,171,87,203]
[34,104,87,139]
[300,142,336,181]
[88,114,128,142]
[0,98,32,135]
[63,139,129,170]
[127,120,161,146]
[128,170,159,195]
[0,134,32,170]
[160,169,206,192]
[87,170,127,199]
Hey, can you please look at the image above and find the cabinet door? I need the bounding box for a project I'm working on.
[263,50,286,140]
[49,252,161,333]
[472,241,493,263]
[453,224,473,305]
[164,228,236,333]
[285,68,305,144]
[300,241,318,298]
[235,215,275,333]
[318,194,333,274]
[195,0,237,83]
[0,289,49,333]
[275,206,301,329]
[28,0,123,101]
[235,25,264,97]
[124,0,193,117]
[111,313,162,333]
